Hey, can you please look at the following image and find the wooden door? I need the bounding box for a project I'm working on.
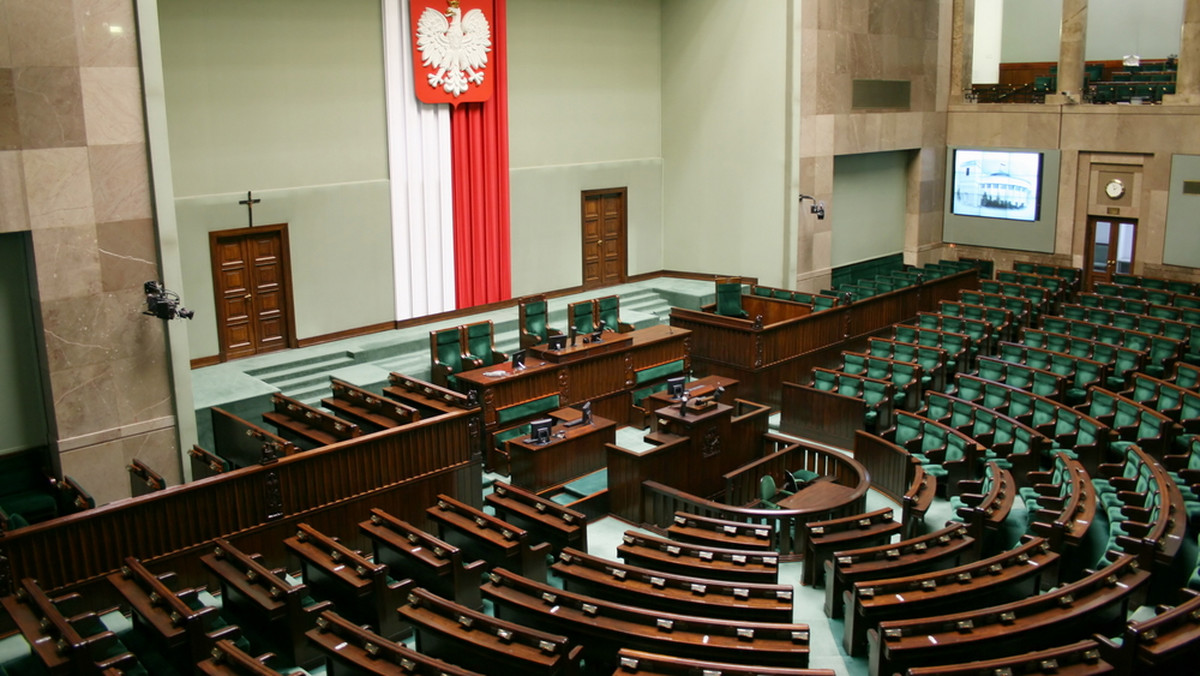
[1085,217,1137,289]
[581,188,628,289]
[210,224,296,361]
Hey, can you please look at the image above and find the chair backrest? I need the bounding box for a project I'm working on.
[519,296,550,343]
[596,294,623,328]
[759,475,777,502]
[464,321,499,366]
[569,299,595,334]
[433,327,464,373]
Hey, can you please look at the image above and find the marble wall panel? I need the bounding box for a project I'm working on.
[81,67,143,146]
[13,66,86,148]
[0,69,17,150]
[48,360,120,441]
[74,0,139,68]
[111,350,174,426]
[97,218,156,292]
[89,143,151,223]
[0,150,28,232]
[6,0,77,67]
[23,146,93,229]
[0,0,12,68]
[29,224,101,302]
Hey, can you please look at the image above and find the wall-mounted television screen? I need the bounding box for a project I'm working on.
[950,149,1043,222]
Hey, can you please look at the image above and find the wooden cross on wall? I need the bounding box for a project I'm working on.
[239,190,261,228]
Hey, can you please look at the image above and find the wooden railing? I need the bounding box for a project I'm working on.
[0,406,478,596]
[723,434,869,506]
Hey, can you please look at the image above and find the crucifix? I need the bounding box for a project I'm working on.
[238,190,261,228]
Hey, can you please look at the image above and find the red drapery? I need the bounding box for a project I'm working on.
[450,0,511,309]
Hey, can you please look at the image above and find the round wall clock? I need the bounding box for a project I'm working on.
[1105,178,1126,199]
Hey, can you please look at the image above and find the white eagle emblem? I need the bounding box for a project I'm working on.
[416,2,491,97]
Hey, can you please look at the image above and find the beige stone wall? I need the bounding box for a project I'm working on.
[796,0,950,291]
[0,0,178,505]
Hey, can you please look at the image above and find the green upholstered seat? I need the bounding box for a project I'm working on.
[496,393,562,426]
[596,295,624,329]
[570,300,596,334]
[519,297,556,347]
[759,475,792,509]
[716,282,748,318]
[792,469,820,483]
[636,359,685,386]
[812,370,837,391]
[464,320,505,367]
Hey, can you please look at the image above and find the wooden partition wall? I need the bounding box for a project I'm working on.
[0,408,479,600]
[670,270,979,409]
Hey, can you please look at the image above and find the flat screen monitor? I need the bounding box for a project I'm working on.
[528,418,553,445]
[666,376,686,398]
[950,149,1043,222]
[511,349,526,370]
[547,335,567,351]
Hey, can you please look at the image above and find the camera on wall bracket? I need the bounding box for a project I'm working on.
[144,281,195,320]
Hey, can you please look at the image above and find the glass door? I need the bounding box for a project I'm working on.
[1087,217,1137,289]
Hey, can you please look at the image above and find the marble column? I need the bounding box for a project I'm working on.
[1165,0,1200,104]
[1047,0,1087,105]
[950,0,975,103]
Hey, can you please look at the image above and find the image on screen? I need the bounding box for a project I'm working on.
[951,149,1043,222]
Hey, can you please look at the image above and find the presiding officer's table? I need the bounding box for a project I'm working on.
[505,414,617,492]
[456,325,691,445]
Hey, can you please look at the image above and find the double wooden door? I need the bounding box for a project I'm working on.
[210,224,296,361]
[1085,216,1137,289]
[581,188,628,288]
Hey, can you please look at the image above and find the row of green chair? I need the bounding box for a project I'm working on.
[980,279,1053,316]
[1077,387,1179,458]
[1058,303,1191,344]
[919,390,1050,479]
[1146,302,1200,327]
[996,270,1069,303]
[866,337,949,391]
[1112,273,1200,296]
[972,356,1066,402]
[950,461,1023,557]
[1124,373,1200,453]
[1020,451,1096,563]
[839,352,924,411]
[886,410,984,496]
[1091,82,1175,103]
[1039,316,1182,378]
[1093,281,1177,306]
[1019,326,1144,389]
[1012,262,1081,288]
[951,373,1112,474]
[429,320,507,389]
[937,301,1015,342]
[810,367,894,431]
[1077,292,1149,316]
[892,324,972,373]
[1092,444,1190,571]
[995,340,1107,404]
[748,284,838,311]
[916,312,995,358]
[960,290,1035,326]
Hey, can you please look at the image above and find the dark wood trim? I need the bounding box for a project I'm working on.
[190,270,755,368]
[190,355,221,370]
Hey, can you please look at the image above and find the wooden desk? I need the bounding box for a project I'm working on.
[777,478,860,511]
[505,414,616,491]
[457,324,690,429]
[608,400,772,522]
[643,375,739,421]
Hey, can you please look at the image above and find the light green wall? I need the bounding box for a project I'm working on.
[508,0,664,294]
[661,0,789,286]
[1085,0,1183,60]
[999,0,1061,63]
[1164,155,1200,268]
[831,152,910,267]
[0,234,48,455]
[158,0,394,359]
[1001,0,1183,63]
